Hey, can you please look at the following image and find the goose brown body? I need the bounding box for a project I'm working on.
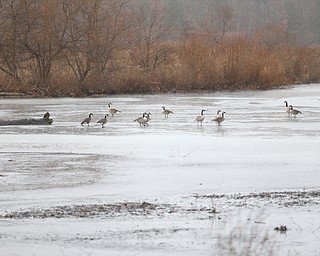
[134,113,149,126]
[97,114,108,128]
[289,105,302,117]
[81,113,93,126]
[108,103,121,117]
[162,106,173,118]
[195,109,206,125]
[212,111,225,126]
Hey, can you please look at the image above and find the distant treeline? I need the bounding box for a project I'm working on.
[163,0,320,45]
[1,0,320,96]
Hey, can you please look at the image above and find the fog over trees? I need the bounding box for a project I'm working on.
[1,0,320,96]
[159,0,320,45]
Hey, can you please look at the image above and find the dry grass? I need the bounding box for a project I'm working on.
[1,37,320,96]
[216,209,277,256]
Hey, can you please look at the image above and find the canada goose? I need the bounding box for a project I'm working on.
[108,102,121,117]
[162,106,173,118]
[195,109,206,125]
[97,114,108,128]
[145,112,151,122]
[284,101,290,115]
[212,111,225,126]
[215,110,221,118]
[134,113,148,126]
[81,113,93,126]
[289,105,302,117]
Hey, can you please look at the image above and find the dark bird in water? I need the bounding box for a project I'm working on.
[42,112,53,124]
[43,112,50,119]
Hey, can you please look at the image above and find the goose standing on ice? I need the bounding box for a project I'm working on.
[162,106,173,118]
[134,113,149,126]
[284,101,291,116]
[81,113,93,126]
[289,105,302,117]
[97,114,108,128]
[195,109,206,126]
[145,112,151,122]
[108,102,121,117]
[212,111,225,126]
[215,110,221,118]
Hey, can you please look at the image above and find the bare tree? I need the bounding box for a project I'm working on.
[217,4,234,40]
[254,23,292,49]
[128,1,174,71]
[62,0,97,85]
[201,3,234,44]
[93,0,129,77]
[17,0,67,91]
[62,0,129,86]
[0,0,24,83]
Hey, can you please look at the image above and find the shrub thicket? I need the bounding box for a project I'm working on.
[1,0,320,96]
[2,36,320,96]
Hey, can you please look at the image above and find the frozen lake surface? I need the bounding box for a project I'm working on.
[0,84,320,255]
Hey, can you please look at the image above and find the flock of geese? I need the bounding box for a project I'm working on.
[80,100,302,128]
[80,102,227,128]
